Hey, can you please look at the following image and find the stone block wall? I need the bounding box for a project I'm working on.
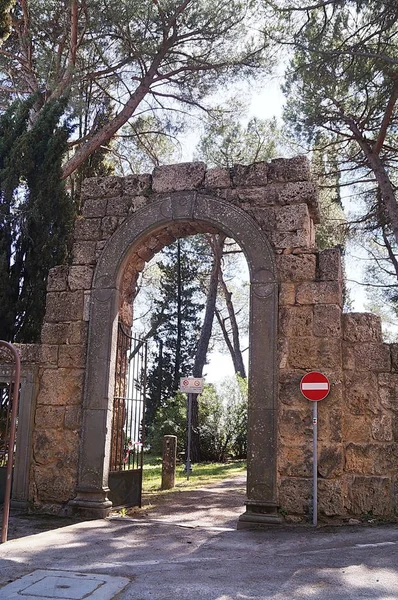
[14,156,398,521]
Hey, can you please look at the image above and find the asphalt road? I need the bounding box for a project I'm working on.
[1,476,397,599]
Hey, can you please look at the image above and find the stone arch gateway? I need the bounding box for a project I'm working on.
[70,191,280,526]
[14,157,398,525]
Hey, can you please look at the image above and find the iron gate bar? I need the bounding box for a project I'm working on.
[110,323,147,472]
[0,341,21,544]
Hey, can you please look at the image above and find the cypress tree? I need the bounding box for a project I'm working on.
[146,238,205,428]
[0,96,74,342]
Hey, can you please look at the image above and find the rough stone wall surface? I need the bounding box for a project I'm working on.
[17,156,398,521]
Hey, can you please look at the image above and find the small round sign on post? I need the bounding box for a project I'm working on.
[300,371,330,528]
[300,371,330,402]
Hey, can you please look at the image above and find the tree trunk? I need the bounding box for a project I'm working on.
[219,272,246,378]
[190,234,225,462]
[193,234,226,377]
[173,239,182,392]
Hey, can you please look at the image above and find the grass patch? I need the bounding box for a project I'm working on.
[143,454,246,494]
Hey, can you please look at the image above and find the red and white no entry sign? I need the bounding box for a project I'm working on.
[300,371,330,401]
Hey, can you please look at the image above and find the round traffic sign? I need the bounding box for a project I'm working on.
[300,371,330,401]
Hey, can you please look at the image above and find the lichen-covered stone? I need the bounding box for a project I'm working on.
[296,281,342,305]
[318,445,344,478]
[124,173,152,196]
[344,371,380,415]
[106,195,131,216]
[371,414,393,442]
[345,443,398,475]
[279,408,312,441]
[313,304,342,337]
[378,373,398,412]
[41,322,69,345]
[205,167,232,188]
[71,241,97,265]
[345,342,391,373]
[343,413,372,443]
[272,228,313,249]
[68,266,94,291]
[275,203,311,232]
[348,476,392,517]
[231,162,269,187]
[35,405,65,429]
[64,406,82,430]
[82,196,108,218]
[279,444,312,477]
[279,305,313,337]
[101,215,124,238]
[343,313,382,343]
[318,480,346,516]
[36,368,84,406]
[318,248,343,281]
[278,283,296,305]
[288,337,342,370]
[152,162,206,192]
[390,344,398,372]
[74,217,102,241]
[58,345,86,368]
[279,371,307,406]
[276,253,316,282]
[45,291,84,322]
[47,266,69,292]
[81,176,123,200]
[279,477,312,515]
[269,156,311,182]
[32,464,77,503]
[129,195,150,213]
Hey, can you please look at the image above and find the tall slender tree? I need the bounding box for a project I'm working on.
[0,96,74,342]
[146,238,206,431]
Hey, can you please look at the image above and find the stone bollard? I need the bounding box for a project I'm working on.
[161,435,177,490]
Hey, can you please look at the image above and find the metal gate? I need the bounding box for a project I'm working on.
[0,342,21,543]
[108,323,147,508]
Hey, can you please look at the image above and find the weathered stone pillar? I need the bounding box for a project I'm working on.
[238,268,281,528]
[68,286,119,518]
[161,435,177,490]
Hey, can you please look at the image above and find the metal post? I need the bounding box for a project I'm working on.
[1,342,21,544]
[186,392,193,480]
[312,400,318,527]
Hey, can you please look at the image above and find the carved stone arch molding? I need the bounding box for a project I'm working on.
[69,191,280,527]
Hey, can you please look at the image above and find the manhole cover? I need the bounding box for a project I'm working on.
[0,570,129,600]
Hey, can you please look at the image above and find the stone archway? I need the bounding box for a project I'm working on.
[70,191,280,526]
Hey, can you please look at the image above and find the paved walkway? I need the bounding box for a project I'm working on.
[1,475,398,599]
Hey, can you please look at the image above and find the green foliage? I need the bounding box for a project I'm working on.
[196,101,282,168]
[146,238,208,427]
[146,392,187,456]
[146,377,248,462]
[0,95,74,341]
[0,1,272,177]
[199,377,248,462]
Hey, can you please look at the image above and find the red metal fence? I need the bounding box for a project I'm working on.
[0,342,21,543]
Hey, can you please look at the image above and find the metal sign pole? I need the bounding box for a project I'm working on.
[312,400,318,527]
[186,392,193,480]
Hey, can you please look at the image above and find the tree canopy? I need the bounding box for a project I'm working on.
[1,0,272,179]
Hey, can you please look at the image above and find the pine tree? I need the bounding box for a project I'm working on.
[146,239,205,424]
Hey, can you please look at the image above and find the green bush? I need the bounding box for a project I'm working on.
[146,392,187,456]
[199,377,247,462]
[146,377,247,463]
